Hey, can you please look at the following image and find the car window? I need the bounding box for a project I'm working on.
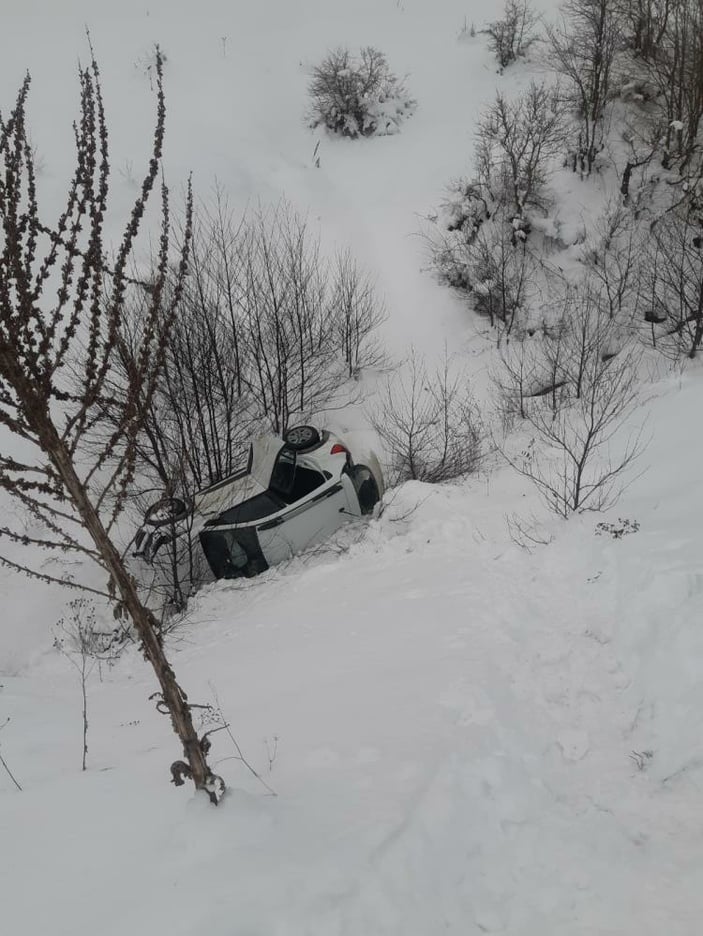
[269,449,325,504]
[269,449,296,498]
[199,530,249,578]
[200,528,268,579]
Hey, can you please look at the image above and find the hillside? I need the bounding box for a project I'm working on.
[1,2,702,934]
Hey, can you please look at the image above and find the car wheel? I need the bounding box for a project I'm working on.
[144,496,190,528]
[283,425,321,451]
[353,465,380,515]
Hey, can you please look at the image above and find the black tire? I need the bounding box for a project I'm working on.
[143,496,190,528]
[283,425,321,451]
[353,465,380,515]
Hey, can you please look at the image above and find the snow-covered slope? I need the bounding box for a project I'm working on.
[1,2,702,934]
[3,370,703,935]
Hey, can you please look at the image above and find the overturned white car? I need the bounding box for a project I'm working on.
[134,426,383,579]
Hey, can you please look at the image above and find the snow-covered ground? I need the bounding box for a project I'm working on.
[1,2,703,934]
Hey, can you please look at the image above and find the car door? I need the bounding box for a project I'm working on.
[256,473,360,566]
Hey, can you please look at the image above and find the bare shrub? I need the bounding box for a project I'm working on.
[498,292,646,516]
[308,46,416,138]
[371,353,483,485]
[506,511,554,551]
[485,0,539,68]
[493,318,571,428]
[53,599,127,771]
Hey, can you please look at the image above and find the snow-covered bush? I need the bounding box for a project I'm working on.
[440,179,491,240]
[425,82,565,337]
[485,0,538,69]
[424,180,492,292]
[425,190,536,336]
[307,46,415,138]
[370,353,483,485]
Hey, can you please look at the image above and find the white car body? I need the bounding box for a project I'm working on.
[135,427,383,579]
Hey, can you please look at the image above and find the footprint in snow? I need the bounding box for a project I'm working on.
[557,729,590,761]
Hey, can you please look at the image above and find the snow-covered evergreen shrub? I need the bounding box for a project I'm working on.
[307,46,415,138]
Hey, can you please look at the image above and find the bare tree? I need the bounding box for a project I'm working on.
[236,203,352,433]
[112,193,253,495]
[485,0,539,69]
[547,0,620,175]
[0,50,223,800]
[332,249,388,377]
[476,82,567,226]
[370,352,483,485]
[498,292,645,515]
[614,0,674,60]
